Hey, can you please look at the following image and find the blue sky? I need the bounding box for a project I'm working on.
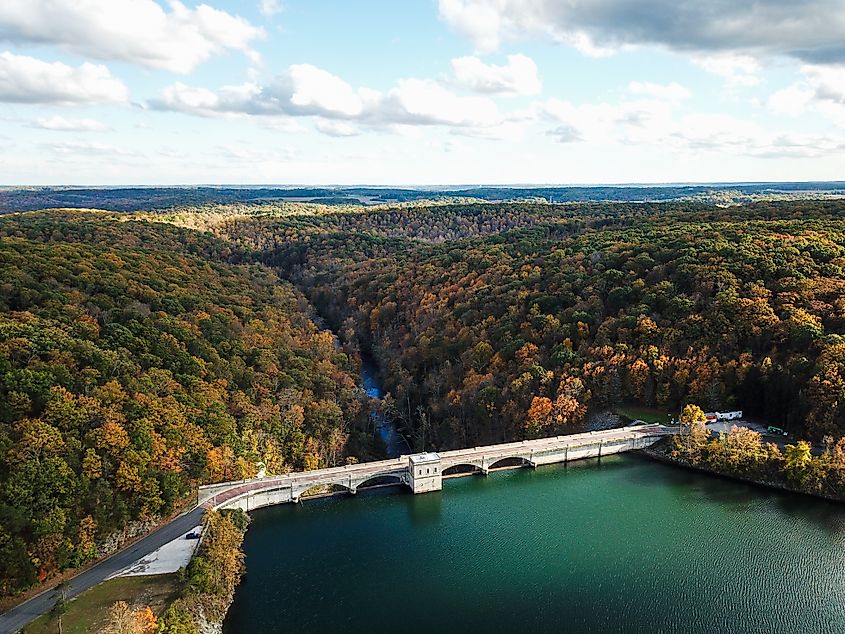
[1,0,844,185]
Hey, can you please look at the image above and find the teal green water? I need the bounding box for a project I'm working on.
[224,456,845,633]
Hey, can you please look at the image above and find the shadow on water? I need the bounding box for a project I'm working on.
[406,490,443,525]
[773,493,845,535]
[627,453,845,535]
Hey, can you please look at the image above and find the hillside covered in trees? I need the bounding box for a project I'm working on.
[0,212,365,594]
[205,199,845,449]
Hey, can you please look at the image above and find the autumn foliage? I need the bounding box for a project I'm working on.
[0,213,364,594]
[224,199,845,450]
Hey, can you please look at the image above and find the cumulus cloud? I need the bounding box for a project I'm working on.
[33,116,111,131]
[768,84,815,117]
[0,0,263,73]
[314,120,360,137]
[0,52,128,104]
[539,96,677,145]
[151,63,505,133]
[804,64,845,105]
[450,53,541,95]
[691,54,761,87]
[385,78,500,127]
[437,0,845,65]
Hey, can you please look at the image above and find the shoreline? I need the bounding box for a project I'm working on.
[637,444,845,505]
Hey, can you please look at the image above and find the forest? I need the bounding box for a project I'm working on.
[0,212,366,594]
[206,199,845,450]
[2,196,845,597]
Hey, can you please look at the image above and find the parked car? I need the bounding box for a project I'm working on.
[767,426,788,436]
[185,531,201,539]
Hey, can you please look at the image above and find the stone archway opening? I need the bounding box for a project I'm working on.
[299,483,352,499]
[442,463,481,478]
[356,474,405,491]
[487,456,532,471]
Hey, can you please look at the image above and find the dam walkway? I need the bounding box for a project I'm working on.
[199,424,675,511]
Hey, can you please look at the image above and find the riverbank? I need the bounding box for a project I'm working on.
[640,437,845,505]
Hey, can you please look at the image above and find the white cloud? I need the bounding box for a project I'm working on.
[540,93,845,159]
[259,0,284,18]
[215,143,294,163]
[286,64,370,117]
[767,64,845,128]
[540,96,677,145]
[438,0,505,53]
[151,64,506,133]
[0,52,128,104]
[0,0,264,74]
[628,81,690,102]
[451,54,541,95]
[383,78,501,127]
[33,116,111,131]
[44,140,137,158]
[768,84,814,116]
[314,120,360,137]
[804,64,845,105]
[156,82,222,114]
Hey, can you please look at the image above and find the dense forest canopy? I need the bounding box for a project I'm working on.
[0,212,366,594]
[202,199,845,450]
[2,197,845,596]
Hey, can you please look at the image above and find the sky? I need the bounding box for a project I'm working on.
[1,0,845,185]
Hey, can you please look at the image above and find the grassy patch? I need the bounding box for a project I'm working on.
[23,575,180,634]
[614,404,674,425]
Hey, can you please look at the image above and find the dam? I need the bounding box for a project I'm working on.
[198,424,674,511]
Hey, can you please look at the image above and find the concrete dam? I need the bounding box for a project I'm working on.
[199,424,674,512]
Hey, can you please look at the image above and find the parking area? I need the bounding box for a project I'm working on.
[109,524,203,578]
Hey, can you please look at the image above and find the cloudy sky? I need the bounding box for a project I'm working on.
[1,0,844,185]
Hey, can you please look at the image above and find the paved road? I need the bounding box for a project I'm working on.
[0,507,204,634]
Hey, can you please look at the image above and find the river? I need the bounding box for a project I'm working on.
[224,454,845,633]
[360,353,411,458]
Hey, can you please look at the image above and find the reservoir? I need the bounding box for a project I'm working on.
[224,455,845,633]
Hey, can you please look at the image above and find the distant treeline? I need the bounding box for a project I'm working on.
[1,182,844,212]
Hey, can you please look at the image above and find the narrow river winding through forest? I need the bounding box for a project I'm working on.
[360,353,412,458]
